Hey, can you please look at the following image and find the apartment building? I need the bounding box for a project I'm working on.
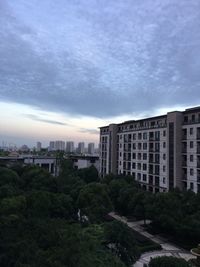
[66,141,74,153]
[49,141,65,151]
[77,142,85,154]
[99,106,200,193]
[88,143,95,155]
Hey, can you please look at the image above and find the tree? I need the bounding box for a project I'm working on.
[76,166,99,183]
[104,221,139,266]
[77,183,113,222]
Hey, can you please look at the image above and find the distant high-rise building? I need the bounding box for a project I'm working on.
[77,142,85,154]
[66,141,74,153]
[49,141,65,151]
[36,142,42,152]
[49,141,55,151]
[88,143,95,155]
[55,141,65,151]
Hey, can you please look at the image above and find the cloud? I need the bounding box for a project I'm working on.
[24,114,68,126]
[0,0,200,118]
[79,128,99,135]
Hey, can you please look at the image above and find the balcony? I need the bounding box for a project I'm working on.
[182,147,187,153]
[182,134,187,140]
[182,173,187,180]
[149,169,154,175]
[182,161,187,167]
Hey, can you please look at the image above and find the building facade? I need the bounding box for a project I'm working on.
[88,143,95,155]
[77,142,85,154]
[49,141,65,151]
[99,107,200,193]
[66,141,74,153]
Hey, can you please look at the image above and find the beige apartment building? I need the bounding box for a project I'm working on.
[99,106,200,193]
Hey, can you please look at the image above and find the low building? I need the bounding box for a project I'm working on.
[68,155,99,170]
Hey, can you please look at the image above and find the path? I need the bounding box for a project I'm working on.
[109,212,195,266]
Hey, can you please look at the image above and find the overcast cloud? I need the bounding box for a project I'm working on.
[0,0,200,118]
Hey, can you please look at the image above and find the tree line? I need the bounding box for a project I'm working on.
[0,160,199,266]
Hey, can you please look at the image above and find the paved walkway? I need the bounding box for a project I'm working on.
[109,212,195,267]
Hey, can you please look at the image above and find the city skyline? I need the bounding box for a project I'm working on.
[1,0,200,145]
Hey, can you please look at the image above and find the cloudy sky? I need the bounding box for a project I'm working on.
[0,0,200,147]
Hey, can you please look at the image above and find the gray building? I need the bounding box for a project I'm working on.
[66,141,74,153]
[77,142,85,154]
[88,143,95,155]
[99,106,200,193]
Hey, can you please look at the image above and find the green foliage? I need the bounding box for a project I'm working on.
[148,256,190,267]
[75,165,99,183]
[104,221,140,266]
[0,166,126,267]
[106,175,200,249]
[77,183,113,222]
[0,167,20,186]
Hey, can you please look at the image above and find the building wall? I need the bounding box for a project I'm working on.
[100,106,200,193]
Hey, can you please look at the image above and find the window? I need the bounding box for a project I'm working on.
[184,116,188,123]
[155,165,160,175]
[138,153,141,160]
[137,163,141,170]
[143,153,147,160]
[163,165,166,172]
[133,133,136,140]
[163,177,166,184]
[163,153,166,160]
[155,154,160,163]
[163,130,166,137]
[192,114,195,122]
[143,174,147,181]
[190,141,193,148]
[137,173,141,180]
[143,163,147,171]
[138,143,142,150]
[155,142,160,151]
[163,142,166,148]
[155,131,160,140]
[190,155,193,162]
[190,128,193,135]
[132,162,136,169]
[190,168,194,176]
[143,132,147,139]
[138,133,142,140]
[132,153,136,159]
[143,142,147,150]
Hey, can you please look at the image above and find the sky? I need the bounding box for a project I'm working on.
[0,0,200,147]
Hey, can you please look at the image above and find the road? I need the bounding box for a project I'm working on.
[109,212,195,266]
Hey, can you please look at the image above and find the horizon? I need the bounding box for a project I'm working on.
[1,0,200,146]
